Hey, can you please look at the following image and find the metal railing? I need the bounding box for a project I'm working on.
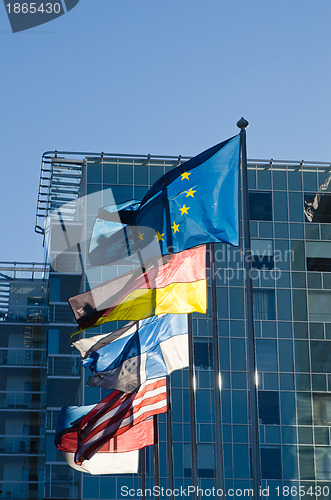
[0,348,46,367]
[0,305,47,323]
[0,262,46,279]
[35,154,84,234]
[48,303,76,324]
[0,481,44,500]
[46,409,62,431]
[0,435,44,455]
[0,391,46,410]
[47,355,81,377]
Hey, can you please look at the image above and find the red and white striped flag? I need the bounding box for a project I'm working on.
[75,377,167,464]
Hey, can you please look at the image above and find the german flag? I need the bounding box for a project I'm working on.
[68,245,206,332]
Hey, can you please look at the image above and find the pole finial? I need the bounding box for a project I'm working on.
[237,117,249,129]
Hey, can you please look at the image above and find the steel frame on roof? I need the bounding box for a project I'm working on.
[36,149,331,235]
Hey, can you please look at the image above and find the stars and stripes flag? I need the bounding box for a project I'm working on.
[74,377,167,464]
[55,406,155,474]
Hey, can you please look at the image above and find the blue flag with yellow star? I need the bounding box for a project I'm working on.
[89,135,240,265]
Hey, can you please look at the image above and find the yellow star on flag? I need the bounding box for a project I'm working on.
[185,188,196,198]
[154,231,165,242]
[138,231,144,241]
[179,205,190,216]
[181,172,191,180]
[171,222,180,233]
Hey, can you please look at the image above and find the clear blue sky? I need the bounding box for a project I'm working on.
[1,0,331,262]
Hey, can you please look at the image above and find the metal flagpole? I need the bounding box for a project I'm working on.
[237,117,262,499]
[166,376,175,500]
[153,415,160,500]
[188,314,199,500]
[209,243,225,495]
[141,448,146,500]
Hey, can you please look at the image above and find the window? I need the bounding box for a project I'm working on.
[258,391,280,424]
[194,340,213,369]
[308,291,331,322]
[251,239,274,270]
[119,164,133,185]
[86,161,102,183]
[183,443,191,477]
[49,276,60,302]
[304,192,331,223]
[46,379,80,407]
[310,341,331,373]
[253,289,276,320]
[315,447,331,480]
[261,446,282,479]
[306,241,331,272]
[49,274,81,302]
[197,444,215,477]
[256,339,278,371]
[307,258,331,272]
[48,329,59,354]
[103,161,117,184]
[249,191,272,221]
[313,394,331,425]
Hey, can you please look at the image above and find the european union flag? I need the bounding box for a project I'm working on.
[89,135,240,264]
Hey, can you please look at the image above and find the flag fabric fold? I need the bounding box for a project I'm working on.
[72,314,188,392]
[89,135,240,265]
[68,245,206,332]
[74,377,167,464]
[64,450,139,474]
[55,405,155,474]
[55,405,154,454]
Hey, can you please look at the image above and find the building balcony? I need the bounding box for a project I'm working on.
[0,435,44,455]
[0,480,44,499]
[47,355,80,377]
[0,306,47,324]
[0,348,46,367]
[0,391,45,410]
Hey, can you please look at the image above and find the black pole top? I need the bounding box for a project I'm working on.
[237,117,249,129]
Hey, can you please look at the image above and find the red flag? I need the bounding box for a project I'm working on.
[75,377,167,464]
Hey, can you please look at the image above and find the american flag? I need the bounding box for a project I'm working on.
[75,377,167,464]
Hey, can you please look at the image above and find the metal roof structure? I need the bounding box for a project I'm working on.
[35,149,331,235]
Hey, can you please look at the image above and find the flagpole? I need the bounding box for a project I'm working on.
[237,117,262,499]
[188,314,199,500]
[153,415,160,500]
[209,243,225,495]
[141,447,146,500]
[166,376,175,500]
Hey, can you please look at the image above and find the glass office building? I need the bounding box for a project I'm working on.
[0,262,47,499]
[33,150,331,499]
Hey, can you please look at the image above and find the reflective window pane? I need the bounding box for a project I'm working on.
[308,291,331,322]
[256,339,277,371]
[304,192,331,223]
[258,391,280,424]
[249,191,272,221]
[253,290,276,320]
[261,447,282,479]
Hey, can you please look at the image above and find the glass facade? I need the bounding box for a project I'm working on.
[29,154,331,498]
[0,262,47,499]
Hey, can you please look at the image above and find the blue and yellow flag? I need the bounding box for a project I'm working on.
[89,135,240,265]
